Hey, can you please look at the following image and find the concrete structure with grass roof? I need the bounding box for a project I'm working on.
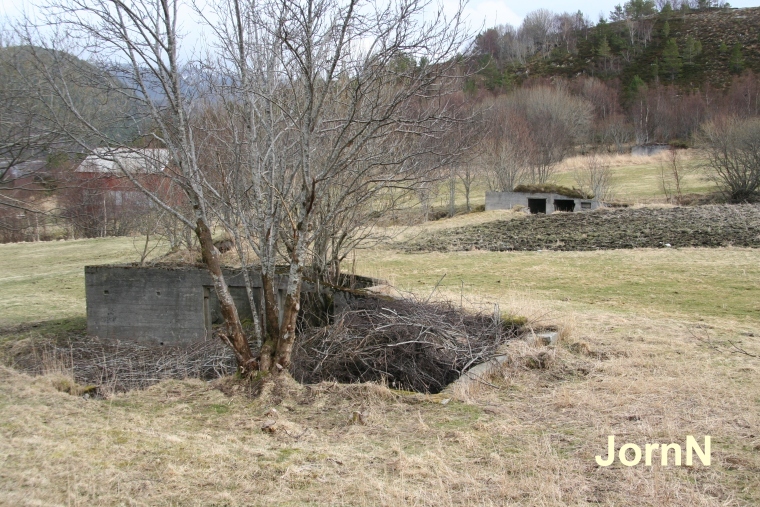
[485,187,600,214]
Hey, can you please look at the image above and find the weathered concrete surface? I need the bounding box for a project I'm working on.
[485,191,599,213]
[631,144,669,156]
[85,264,375,345]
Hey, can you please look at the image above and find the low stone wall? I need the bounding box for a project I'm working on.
[85,264,375,345]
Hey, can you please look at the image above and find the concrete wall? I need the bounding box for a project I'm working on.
[485,191,600,213]
[85,264,375,345]
[631,144,669,157]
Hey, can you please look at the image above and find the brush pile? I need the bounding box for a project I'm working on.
[291,297,521,394]
[9,338,236,393]
[9,297,521,395]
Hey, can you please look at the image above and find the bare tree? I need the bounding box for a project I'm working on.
[659,148,687,204]
[699,116,760,202]
[515,86,593,183]
[481,103,532,192]
[22,0,258,372]
[0,46,62,224]
[574,153,614,202]
[200,0,469,372]
[520,9,556,56]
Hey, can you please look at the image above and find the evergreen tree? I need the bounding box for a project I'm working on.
[662,21,670,39]
[661,38,682,80]
[626,74,648,104]
[598,37,612,71]
[729,43,745,74]
[629,75,646,94]
[684,35,702,64]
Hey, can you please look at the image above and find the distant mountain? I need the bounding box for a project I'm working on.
[0,45,140,148]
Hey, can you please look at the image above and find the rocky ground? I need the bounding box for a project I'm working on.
[402,204,760,252]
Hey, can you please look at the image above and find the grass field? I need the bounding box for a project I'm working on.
[430,151,720,215]
[0,237,143,328]
[553,151,719,202]
[1,221,759,505]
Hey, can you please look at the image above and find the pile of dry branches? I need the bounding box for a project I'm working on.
[10,338,236,394]
[9,297,520,395]
[291,297,521,394]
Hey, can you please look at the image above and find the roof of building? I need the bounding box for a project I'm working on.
[75,148,170,175]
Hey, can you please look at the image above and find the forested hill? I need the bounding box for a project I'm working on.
[469,6,760,93]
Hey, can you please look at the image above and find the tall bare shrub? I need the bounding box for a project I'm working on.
[574,154,614,202]
[699,117,760,202]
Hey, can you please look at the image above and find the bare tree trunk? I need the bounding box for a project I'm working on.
[275,289,301,369]
[258,271,281,372]
[195,217,255,374]
[449,167,456,217]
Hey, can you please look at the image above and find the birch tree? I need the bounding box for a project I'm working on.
[201,0,469,372]
[24,0,469,375]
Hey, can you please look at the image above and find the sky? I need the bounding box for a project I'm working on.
[2,0,760,39]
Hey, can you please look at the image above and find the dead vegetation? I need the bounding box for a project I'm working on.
[4,336,236,396]
[1,312,758,506]
[292,297,523,393]
[4,295,524,396]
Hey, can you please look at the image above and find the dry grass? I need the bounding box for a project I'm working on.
[1,236,759,505]
[1,311,758,506]
[554,151,719,202]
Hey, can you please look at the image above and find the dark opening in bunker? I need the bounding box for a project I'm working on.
[527,198,547,214]
[554,199,575,212]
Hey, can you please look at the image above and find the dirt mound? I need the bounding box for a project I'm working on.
[402,204,760,252]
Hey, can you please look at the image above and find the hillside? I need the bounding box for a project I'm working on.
[471,7,760,92]
[0,45,139,149]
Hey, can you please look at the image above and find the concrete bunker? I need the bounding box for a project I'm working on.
[85,264,376,346]
[553,199,575,212]
[486,190,599,214]
[527,198,547,214]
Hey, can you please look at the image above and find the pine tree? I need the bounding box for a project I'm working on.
[598,37,612,72]
[729,43,745,74]
[661,38,682,80]
[684,35,702,64]
[662,21,670,39]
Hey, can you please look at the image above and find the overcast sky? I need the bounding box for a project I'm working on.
[457,0,758,29]
[2,0,760,40]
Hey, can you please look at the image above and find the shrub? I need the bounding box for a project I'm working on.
[699,117,760,202]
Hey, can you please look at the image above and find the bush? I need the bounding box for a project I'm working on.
[699,117,760,202]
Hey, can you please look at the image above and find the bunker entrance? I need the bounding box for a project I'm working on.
[527,198,547,214]
[554,199,575,212]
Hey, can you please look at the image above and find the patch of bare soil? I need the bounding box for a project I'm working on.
[403,204,760,252]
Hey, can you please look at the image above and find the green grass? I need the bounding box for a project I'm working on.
[0,237,143,327]
[358,247,760,321]
[553,155,719,202]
